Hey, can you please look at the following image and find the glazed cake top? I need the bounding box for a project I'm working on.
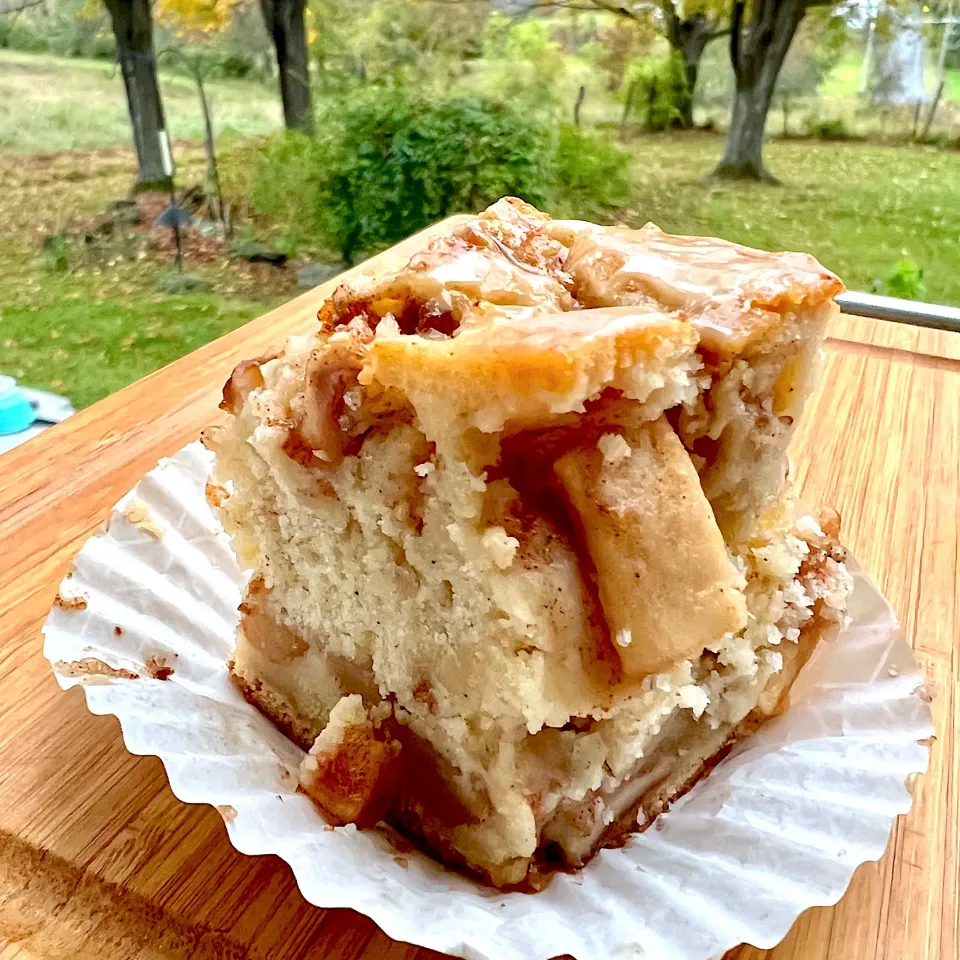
[319,198,843,408]
[299,198,842,438]
[556,220,843,356]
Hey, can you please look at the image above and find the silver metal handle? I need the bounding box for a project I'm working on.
[837,292,960,334]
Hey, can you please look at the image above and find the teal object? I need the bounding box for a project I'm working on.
[0,375,36,435]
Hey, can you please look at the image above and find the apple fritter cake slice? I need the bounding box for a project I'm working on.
[205,198,851,889]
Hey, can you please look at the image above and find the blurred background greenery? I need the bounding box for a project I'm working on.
[1,0,958,408]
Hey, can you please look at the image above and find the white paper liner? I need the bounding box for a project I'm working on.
[42,441,934,960]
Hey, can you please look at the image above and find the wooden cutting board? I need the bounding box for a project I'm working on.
[1,223,957,960]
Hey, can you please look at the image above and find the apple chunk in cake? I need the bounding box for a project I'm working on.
[206,198,851,889]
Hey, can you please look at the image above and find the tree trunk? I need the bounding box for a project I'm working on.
[678,28,710,128]
[680,55,698,128]
[103,0,170,189]
[619,78,638,141]
[196,72,225,226]
[923,4,955,139]
[718,80,775,179]
[661,8,723,129]
[573,85,586,128]
[712,0,806,181]
[259,0,314,134]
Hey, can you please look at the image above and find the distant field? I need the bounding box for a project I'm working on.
[814,50,960,140]
[821,50,864,99]
[2,47,956,157]
[946,67,960,102]
[822,49,960,100]
[0,50,283,154]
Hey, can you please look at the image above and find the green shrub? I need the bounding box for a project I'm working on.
[249,89,629,263]
[623,55,690,132]
[247,133,325,252]
[804,117,855,141]
[0,19,50,53]
[176,47,258,81]
[326,91,555,261]
[552,124,631,220]
[481,12,571,115]
[876,260,925,300]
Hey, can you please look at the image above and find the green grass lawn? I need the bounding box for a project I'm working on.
[0,286,266,409]
[0,51,287,410]
[0,144,283,409]
[621,134,960,306]
[0,50,283,154]
[820,50,864,99]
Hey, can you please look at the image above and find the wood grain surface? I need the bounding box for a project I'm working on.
[1,225,957,960]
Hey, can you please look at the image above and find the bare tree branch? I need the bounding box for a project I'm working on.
[0,0,44,14]
[660,0,681,46]
[532,0,652,22]
[536,0,731,38]
[532,1,636,11]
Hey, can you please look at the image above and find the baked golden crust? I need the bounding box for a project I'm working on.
[365,305,697,434]
[555,223,844,356]
[317,197,574,337]
[295,200,843,443]
[310,199,701,437]
[558,221,844,356]
[301,720,403,827]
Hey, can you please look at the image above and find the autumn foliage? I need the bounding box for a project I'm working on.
[155,0,248,39]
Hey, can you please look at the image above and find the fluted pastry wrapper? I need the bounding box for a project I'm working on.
[43,442,932,960]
